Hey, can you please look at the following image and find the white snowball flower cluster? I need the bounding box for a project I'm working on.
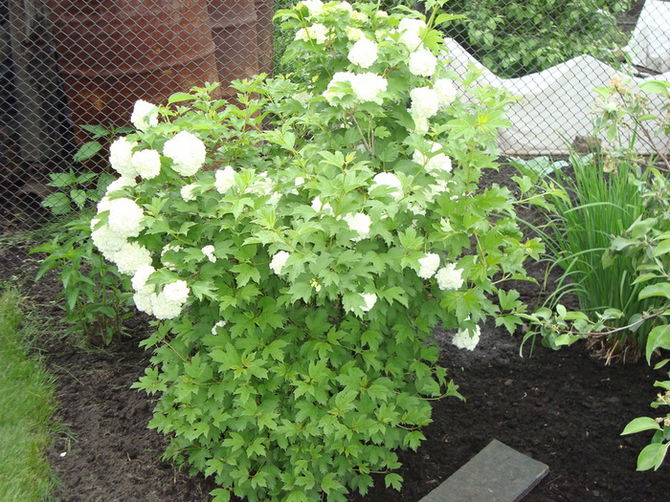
[417,253,440,279]
[247,171,281,205]
[311,196,333,215]
[298,0,323,16]
[130,100,159,131]
[131,149,161,179]
[409,48,436,77]
[350,73,387,104]
[294,23,328,44]
[369,172,402,199]
[348,38,378,69]
[434,78,458,109]
[133,279,190,320]
[360,293,377,312]
[107,197,144,237]
[180,183,198,201]
[398,18,426,50]
[202,245,216,263]
[163,131,206,176]
[345,27,365,41]
[409,86,439,133]
[452,322,480,350]
[215,165,236,194]
[109,136,138,179]
[105,176,136,196]
[413,142,452,173]
[131,265,155,294]
[344,212,371,241]
[270,251,290,275]
[436,263,464,290]
[211,320,226,335]
[323,72,387,105]
[111,241,152,275]
[90,220,126,260]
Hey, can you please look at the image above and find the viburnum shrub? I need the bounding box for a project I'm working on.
[91,1,543,500]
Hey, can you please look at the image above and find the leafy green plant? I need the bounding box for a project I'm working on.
[443,0,632,78]
[32,213,133,346]
[521,78,670,469]
[41,170,113,216]
[90,2,547,500]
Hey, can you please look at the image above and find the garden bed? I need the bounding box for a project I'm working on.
[2,229,668,502]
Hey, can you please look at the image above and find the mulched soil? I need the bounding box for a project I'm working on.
[2,165,668,501]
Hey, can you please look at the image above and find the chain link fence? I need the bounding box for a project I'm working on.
[0,0,667,233]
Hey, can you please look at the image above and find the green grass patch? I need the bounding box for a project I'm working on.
[0,287,57,501]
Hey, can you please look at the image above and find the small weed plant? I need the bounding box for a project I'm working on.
[522,78,670,470]
[33,160,132,346]
[90,2,544,500]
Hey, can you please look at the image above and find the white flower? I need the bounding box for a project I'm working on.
[211,320,226,335]
[409,48,437,77]
[298,0,323,15]
[350,73,387,104]
[452,322,480,350]
[413,142,452,173]
[323,71,355,105]
[407,202,426,216]
[344,212,371,241]
[398,18,426,50]
[436,263,464,290]
[332,1,353,12]
[151,293,183,320]
[202,245,216,263]
[107,197,144,237]
[131,265,155,293]
[163,280,189,304]
[109,137,138,179]
[350,11,367,22]
[377,10,388,17]
[361,293,377,312]
[130,100,159,131]
[163,131,206,176]
[311,196,333,215]
[418,253,440,279]
[369,172,402,199]
[270,251,290,275]
[425,180,450,202]
[91,222,126,259]
[410,87,439,119]
[294,23,328,44]
[348,38,378,69]
[345,27,365,41]
[180,183,198,201]
[295,177,305,186]
[434,78,457,108]
[133,292,156,315]
[214,165,236,193]
[111,242,152,275]
[105,176,136,196]
[131,149,161,179]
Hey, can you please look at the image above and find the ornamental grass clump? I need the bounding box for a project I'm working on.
[90,1,544,500]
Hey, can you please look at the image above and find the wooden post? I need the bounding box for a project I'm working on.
[8,0,61,165]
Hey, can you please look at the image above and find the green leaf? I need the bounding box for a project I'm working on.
[209,488,231,502]
[646,325,670,364]
[168,92,195,104]
[621,417,661,435]
[41,192,71,215]
[73,141,103,162]
[384,473,403,491]
[80,124,109,138]
[639,283,670,300]
[70,189,88,209]
[637,442,669,471]
[653,240,670,257]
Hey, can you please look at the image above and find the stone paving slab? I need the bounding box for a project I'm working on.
[419,439,549,502]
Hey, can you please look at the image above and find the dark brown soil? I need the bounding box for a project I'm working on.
[2,177,668,501]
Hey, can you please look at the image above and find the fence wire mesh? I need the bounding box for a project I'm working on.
[0,0,666,234]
